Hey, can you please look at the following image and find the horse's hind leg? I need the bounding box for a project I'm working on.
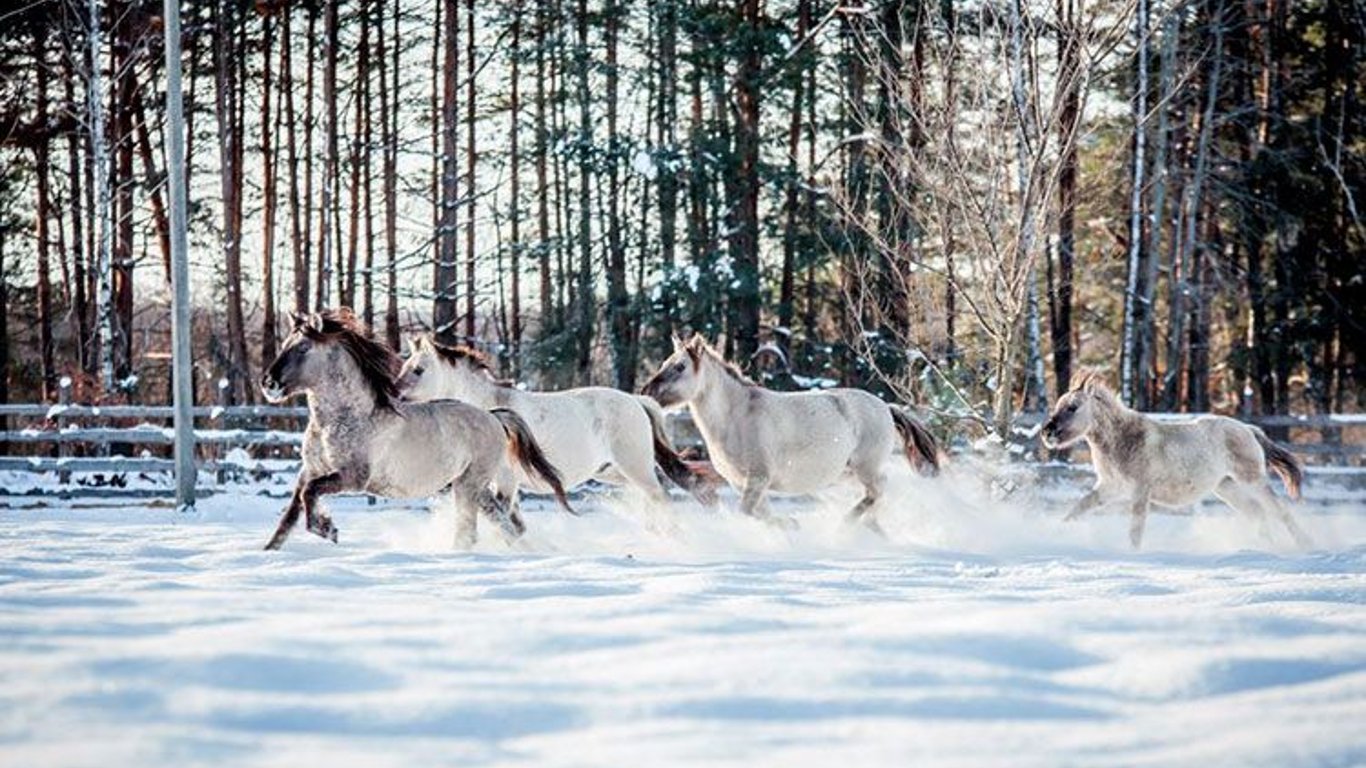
[1259,485,1312,549]
[468,483,524,543]
[492,467,524,533]
[1217,479,1311,549]
[847,469,887,538]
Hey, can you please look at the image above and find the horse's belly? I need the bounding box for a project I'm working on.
[764,450,846,491]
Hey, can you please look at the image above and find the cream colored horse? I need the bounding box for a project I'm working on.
[640,335,941,533]
[259,310,574,551]
[1042,374,1310,549]
[395,335,716,511]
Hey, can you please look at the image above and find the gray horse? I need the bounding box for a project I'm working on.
[259,309,574,550]
[641,334,940,533]
[1042,373,1310,549]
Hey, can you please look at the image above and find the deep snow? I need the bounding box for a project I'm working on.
[2,466,1364,767]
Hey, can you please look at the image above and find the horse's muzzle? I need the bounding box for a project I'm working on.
[260,374,287,403]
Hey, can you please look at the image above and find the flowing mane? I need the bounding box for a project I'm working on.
[304,309,403,409]
[696,340,757,387]
[425,337,516,388]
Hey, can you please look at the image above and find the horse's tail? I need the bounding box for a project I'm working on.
[490,407,578,516]
[890,407,941,477]
[637,396,718,507]
[1253,426,1303,501]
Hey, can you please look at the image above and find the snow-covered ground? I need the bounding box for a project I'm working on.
[2,467,1364,767]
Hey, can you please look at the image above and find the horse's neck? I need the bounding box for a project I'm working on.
[1085,397,1147,463]
[444,368,502,408]
[688,359,752,434]
[306,385,377,435]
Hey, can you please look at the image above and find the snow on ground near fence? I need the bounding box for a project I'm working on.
[2,467,1364,767]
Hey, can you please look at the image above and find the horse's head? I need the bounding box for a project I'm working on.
[395,335,493,401]
[641,334,708,407]
[261,309,400,408]
[1041,373,1105,449]
[261,312,329,403]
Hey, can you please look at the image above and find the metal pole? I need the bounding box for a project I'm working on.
[163,0,197,508]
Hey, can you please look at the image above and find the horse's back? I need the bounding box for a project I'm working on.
[1147,413,1265,499]
[741,387,893,493]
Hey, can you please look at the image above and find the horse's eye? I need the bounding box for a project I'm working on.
[673,362,686,373]
[413,366,425,377]
[1067,403,1078,413]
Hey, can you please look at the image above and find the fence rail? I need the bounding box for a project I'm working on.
[0,402,1360,500]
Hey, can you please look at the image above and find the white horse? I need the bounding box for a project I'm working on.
[640,334,941,532]
[395,334,716,512]
[1042,374,1311,549]
[259,309,574,550]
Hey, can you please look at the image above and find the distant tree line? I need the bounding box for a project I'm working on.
[0,0,1360,435]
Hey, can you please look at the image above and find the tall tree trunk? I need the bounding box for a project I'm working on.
[1120,0,1150,404]
[62,39,92,376]
[361,3,375,330]
[1165,0,1223,410]
[605,0,632,388]
[318,0,338,309]
[343,2,367,309]
[215,0,249,401]
[656,0,678,337]
[1140,10,1178,410]
[778,0,809,356]
[131,94,171,283]
[509,1,523,374]
[88,0,116,392]
[463,0,477,338]
[33,27,57,400]
[434,0,461,343]
[380,0,400,348]
[730,0,761,360]
[1050,0,1079,399]
[943,0,958,365]
[285,2,308,316]
[574,0,593,380]
[261,8,279,363]
[534,0,552,332]
[112,2,136,387]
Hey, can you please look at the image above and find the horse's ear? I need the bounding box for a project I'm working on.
[683,338,703,367]
[404,334,422,355]
[671,332,686,351]
[1079,370,1102,394]
[290,311,309,330]
[304,312,324,333]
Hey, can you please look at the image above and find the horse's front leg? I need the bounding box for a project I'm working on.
[1064,488,1105,521]
[264,485,306,550]
[1128,491,1151,550]
[740,474,796,530]
[302,471,347,543]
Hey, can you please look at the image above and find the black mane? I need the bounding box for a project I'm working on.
[304,308,403,409]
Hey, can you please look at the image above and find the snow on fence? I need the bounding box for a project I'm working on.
[0,400,1361,500]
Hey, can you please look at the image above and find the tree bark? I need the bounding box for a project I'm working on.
[730,0,762,360]
[33,26,57,400]
[434,0,461,343]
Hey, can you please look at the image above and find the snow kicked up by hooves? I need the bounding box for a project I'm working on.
[1,472,1364,767]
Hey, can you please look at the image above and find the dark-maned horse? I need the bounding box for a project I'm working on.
[259,309,574,550]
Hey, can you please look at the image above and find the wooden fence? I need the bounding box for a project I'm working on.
[0,400,1361,500]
